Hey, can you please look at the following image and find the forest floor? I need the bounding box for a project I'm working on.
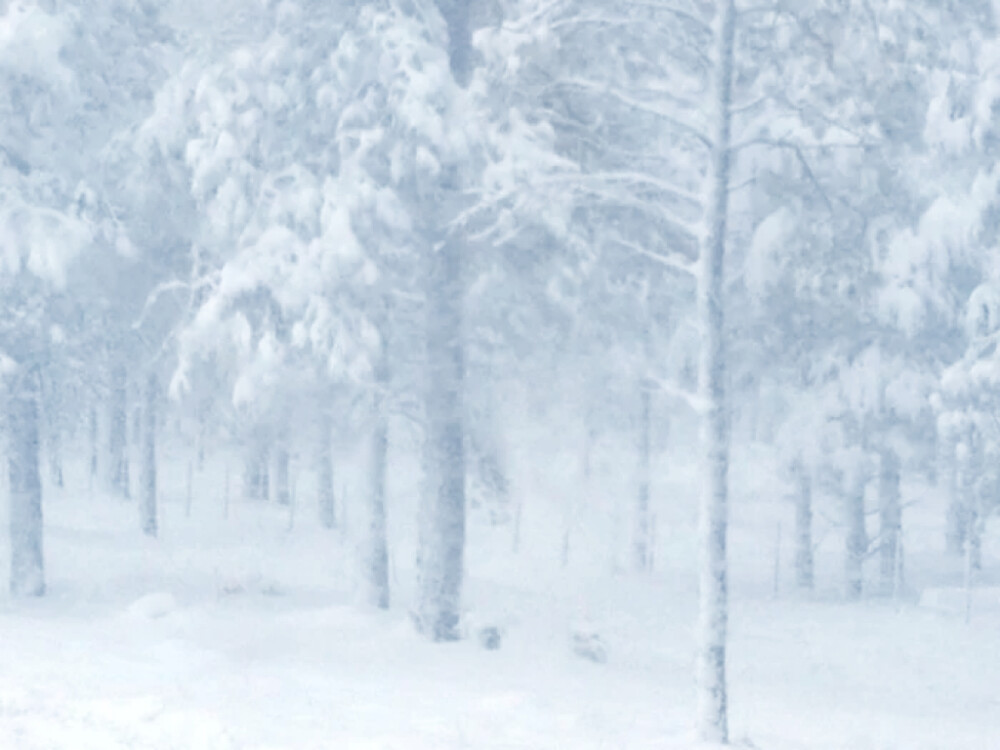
[0,443,998,749]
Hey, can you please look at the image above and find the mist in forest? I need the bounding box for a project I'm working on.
[1,1,999,748]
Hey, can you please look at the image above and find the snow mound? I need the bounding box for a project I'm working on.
[126,593,177,619]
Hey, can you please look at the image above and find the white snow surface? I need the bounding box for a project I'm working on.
[0,443,998,749]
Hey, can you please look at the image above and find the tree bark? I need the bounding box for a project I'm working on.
[696,1,735,742]
[367,332,390,609]
[944,438,966,555]
[844,464,867,600]
[967,505,982,572]
[956,435,982,571]
[417,233,466,641]
[318,407,336,529]
[8,367,45,596]
[107,363,129,498]
[88,403,99,481]
[243,437,269,501]
[633,379,652,572]
[139,372,157,537]
[275,443,291,506]
[416,0,472,642]
[793,458,814,591]
[877,446,901,596]
[41,376,63,489]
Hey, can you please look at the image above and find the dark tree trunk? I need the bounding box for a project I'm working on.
[416,0,472,642]
[368,385,390,609]
[243,437,269,501]
[417,232,466,641]
[793,459,814,591]
[275,444,290,507]
[633,380,652,572]
[844,465,867,600]
[878,447,902,596]
[695,2,736,741]
[108,363,129,498]
[318,407,336,529]
[139,372,158,537]
[8,367,45,596]
[88,404,99,480]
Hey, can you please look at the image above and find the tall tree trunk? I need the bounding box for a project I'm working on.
[131,403,142,449]
[793,458,814,591]
[8,367,45,596]
[938,435,968,555]
[41,375,64,489]
[367,330,390,609]
[417,234,466,640]
[318,407,336,529]
[696,1,735,742]
[47,420,64,489]
[967,504,982,572]
[197,401,207,471]
[417,0,471,642]
[243,437,269,501]
[844,464,867,600]
[107,363,129,498]
[957,435,982,571]
[88,403,99,481]
[260,445,270,501]
[139,372,157,537]
[633,379,652,572]
[877,446,901,596]
[243,449,260,500]
[275,443,290,507]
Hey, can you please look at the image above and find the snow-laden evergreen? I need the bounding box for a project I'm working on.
[3,0,1000,747]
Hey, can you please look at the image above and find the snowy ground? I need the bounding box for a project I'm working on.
[0,441,998,749]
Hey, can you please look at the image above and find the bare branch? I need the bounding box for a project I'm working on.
[547,77,712,151]
[571,184,701,232]
[572,170,703,207]
[646,374,710,413]
[609,237,699,276]
[620,1,712,34]
[132,279,194,331]
[498,0,575,33]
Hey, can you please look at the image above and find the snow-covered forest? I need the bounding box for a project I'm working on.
[2,0,1000,747]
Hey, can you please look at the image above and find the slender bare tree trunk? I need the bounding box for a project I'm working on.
[108,363,129,498]
[41,375,64,489]
[139,372,157,537]
[275,443,291,507]
[943,433,966,555]
[633,378,652,572]
[88,403,99,482]
[367,330,390,609]
[957,434,983,571]
[318,406,336,529]
[197,401,208,472]
[877,446,901,596]
[844,463,867,600]
[793,458,813,591]
[259,444,270,501]
[696,1,735,742]
[8,366,45,596]
[243,436,269,501]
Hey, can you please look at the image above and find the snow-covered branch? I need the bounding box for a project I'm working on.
[545,78,712,150]
[645,374,709,413]
[609,238,699,276]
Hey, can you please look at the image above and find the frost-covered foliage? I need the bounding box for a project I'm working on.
[5,0,1000,744]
